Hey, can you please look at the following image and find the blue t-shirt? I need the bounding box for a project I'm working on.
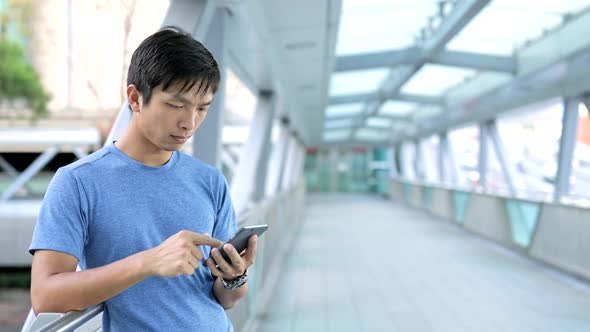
[29,143,237,331]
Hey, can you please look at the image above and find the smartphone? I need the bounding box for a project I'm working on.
[218,224,268,263]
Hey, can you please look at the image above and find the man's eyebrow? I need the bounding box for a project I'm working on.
[170,94,213,107]
[171,94,194,106]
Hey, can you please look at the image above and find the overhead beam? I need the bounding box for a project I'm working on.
[335,48,516,74]
[393,8,590,144]
[325,114,410,122]
[350,0,491,138]
[329,92,444,105]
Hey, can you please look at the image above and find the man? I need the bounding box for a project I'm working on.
[29,26,256,331]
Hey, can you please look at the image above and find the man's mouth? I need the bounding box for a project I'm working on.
[171,135,190,143]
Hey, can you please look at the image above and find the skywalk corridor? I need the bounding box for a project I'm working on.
[255,194,590,332]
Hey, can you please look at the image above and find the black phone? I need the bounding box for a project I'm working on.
[218,224,268,264]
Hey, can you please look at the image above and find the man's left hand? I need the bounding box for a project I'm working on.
[206,234,257,281]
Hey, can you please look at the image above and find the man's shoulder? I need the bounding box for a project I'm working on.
[60,147,114,176]
[177,151,223,177]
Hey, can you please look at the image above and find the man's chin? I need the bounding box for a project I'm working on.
[160,143,183,152]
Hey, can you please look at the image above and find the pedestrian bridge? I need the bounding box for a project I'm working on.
[21,182,590,332]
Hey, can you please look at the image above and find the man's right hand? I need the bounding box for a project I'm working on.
[145,230,222,278]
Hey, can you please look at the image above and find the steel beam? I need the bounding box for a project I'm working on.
[478,122,489,191]
[329,92,443,106]
[351,0,491,138]
[335,47,516,74]
[554,97,580,202]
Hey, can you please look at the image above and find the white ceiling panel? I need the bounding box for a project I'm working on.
[446,1,590,55]
[326,103,365,117]
[337,0,437,55]
[401,64,476,96]
[330,68,389,96]
[379,100,418,117]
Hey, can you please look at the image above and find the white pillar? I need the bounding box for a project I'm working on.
[230,91,275,213]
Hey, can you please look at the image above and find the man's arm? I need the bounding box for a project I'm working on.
[31,231,222,315]
[31,249,151,314]
[207,234,257,309]
[212,277,249,310]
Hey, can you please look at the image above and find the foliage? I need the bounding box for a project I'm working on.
[0,0,49,120]
[0,40,49,120]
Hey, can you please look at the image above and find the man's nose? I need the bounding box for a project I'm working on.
[179,113,197,131]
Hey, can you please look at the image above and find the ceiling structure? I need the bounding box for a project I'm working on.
[223,0,590,148]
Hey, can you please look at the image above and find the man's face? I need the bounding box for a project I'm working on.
[135,83,214,152]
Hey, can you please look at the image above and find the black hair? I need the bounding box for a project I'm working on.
[126,26,220,107]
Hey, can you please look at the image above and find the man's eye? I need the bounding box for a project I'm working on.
[168,103,183,110]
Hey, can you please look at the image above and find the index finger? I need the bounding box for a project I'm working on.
[190,232,223,248]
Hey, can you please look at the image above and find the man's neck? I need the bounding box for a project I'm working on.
[115,130,173,167]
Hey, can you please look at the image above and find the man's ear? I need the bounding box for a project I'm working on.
[126,85,142,113]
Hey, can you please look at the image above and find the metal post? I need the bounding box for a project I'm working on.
[478,123,489,191]
[438,133,447,184]
[554,97,580,202]
[192,8,228,167]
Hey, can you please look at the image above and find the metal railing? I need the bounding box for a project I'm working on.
[34,305,103,332]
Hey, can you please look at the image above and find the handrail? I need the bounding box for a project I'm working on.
[35,305,103,332]
[391,177,590,208]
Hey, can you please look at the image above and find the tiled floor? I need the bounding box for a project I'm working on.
[256,193,590,332]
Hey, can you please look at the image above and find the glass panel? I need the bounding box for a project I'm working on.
[379,100,417,117]
[448,124,480,189]
[570,103,590,206]
[324,130,350,142]
[337,0,437,55]
[325,118,355,129]
[421,136,439,182]
[453,191,470,225]
[355,128,389,141]
[505,200,541,247]
[400,142,416,179]
[225,69,256,125]
[401,64,476,96]
[326,103,364,117]
[330,68,390,95]
[566,101,590,205]
[496,99,563,201]
[447,1,589,55]
[366,117,392,128]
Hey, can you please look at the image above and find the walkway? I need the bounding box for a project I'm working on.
[256,193,590,332]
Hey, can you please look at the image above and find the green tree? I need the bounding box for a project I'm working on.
[0,40,50,120]
[0,0,49,121]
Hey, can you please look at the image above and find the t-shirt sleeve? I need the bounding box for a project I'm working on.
[211,171,237,243]
[29,167,89,262]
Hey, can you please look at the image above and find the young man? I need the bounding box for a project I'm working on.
[29,27,256,331]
